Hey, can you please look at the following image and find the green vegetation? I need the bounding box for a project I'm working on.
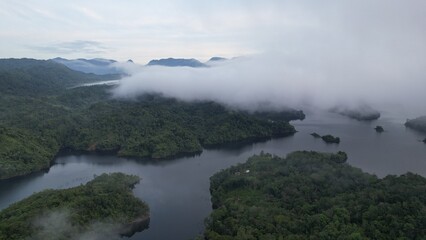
[310,133,340,143]
[0,59,119,96]
[310,132,321,138]
[321,134,340,144]
[0,173,149,239]
[205,151,426,239]
[0,59,302,179]
[405,116,426,133]
[375,126,384,133]
[0,127,57,178]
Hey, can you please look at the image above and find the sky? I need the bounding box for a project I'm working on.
[0,0,307,63]
[1,1,425,63]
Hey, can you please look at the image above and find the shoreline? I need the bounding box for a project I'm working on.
[0,132,297,181]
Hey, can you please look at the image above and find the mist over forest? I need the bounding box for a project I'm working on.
[112,0,426,118]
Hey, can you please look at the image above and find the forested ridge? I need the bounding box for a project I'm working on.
[205,151,426,239]
[0,173,149,239]
[0,59,304,179]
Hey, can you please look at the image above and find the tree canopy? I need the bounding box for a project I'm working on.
[0,59,303,179]
[0,173,149,240]
[205,151,426,240]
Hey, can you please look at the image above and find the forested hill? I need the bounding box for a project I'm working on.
[206,151,426,239]
[0,58,304,180]
[0,58,120,96]
[0,173,149,239]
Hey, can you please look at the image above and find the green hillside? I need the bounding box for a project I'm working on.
[0,173,149,240]
[0,59,303,179]
[206,151,426,239]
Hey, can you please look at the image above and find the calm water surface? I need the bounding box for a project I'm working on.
[1,112,425,239]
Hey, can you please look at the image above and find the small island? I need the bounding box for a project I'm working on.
[310,132,321,138]
[205,151,426,239]
[321,134,340,144]
[375,125,384,133]
[423,138,426,143]
[0,173,149,240]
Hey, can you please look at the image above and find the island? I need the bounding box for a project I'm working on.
[321,134,340,144]
[205,151,426,239]
[405,116,426,133]
[331,105,380,121]
[423,138,426,143]
[310,132,321,138]
[0,59,304,180]
[375,125,384,133]
[0,173,149,239]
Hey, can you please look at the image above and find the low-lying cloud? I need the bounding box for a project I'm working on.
[29,209,121,240]
[113,0,426,118]
[31,40,109,55]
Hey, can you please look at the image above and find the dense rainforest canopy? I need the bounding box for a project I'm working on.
[205,151,426,239]
[0,173,149,240]
[0,59,304,179]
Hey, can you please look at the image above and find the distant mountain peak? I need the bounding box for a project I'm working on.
[208,57,227,62]
[147,58,207,67]
[50,57,122,75]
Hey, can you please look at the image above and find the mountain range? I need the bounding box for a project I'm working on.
[51,57,123,75]
[50,56,227,74]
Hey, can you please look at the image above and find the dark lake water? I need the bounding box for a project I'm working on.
[1,112,425,239]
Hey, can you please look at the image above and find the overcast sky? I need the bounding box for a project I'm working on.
[2,0,423,64]
[0,0,284,63]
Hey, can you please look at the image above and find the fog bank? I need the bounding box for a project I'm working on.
[113,0,426,117]
[30,210,121,240]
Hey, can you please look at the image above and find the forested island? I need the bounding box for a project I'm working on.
[405,116,426,133]
[310,133,340,144]
[310,132,321,138]
[375,126,384,133]
[205,151,426,239]
[0,59,303,179]
[0,173,149,239]
[331,106,381,121]
[321,135,340,144]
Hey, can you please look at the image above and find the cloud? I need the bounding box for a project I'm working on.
[29,209,122,240]
[113,0,426,118]
[30,40,109,55]
[74,6,103,21]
